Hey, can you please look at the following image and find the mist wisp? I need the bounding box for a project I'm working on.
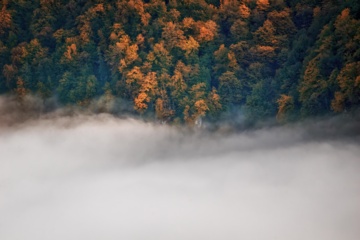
[1,100,360,240]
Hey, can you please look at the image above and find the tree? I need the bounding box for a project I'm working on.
[331,62,360,112]
[276,94,294,121]
[0,4,12,36]
[299,57,331,116]
[218,71,243,105]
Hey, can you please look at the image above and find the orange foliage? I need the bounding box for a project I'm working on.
[254,20,278,46]
[64,43,77,60]
[147,41,172,70]
[256,0,270,11]
[78,4,104,43]
[134,92,149,111]
[10,44,28,65]
[331,92,345,112]
[251,45,276,61]
[227,51,239,70]
[313,6,321,18]
[0,5,12,35]
[194,99,209,116]
[126,66,143,85]
[155,97,174,121]
[133,71,158,112]
[230,20,249,39]
[15,78,27,101]
[331,62,360,112]
[196,20,218,42]
[136,34,145,46]
[182,17,195,29]
[276,94,294,120]
[162,22,185,50]
[239,4,251,19]
[208,87,222,111]
[179,36,199,55]
[3,64,17,86]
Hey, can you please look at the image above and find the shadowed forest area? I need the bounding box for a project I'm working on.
[0,0,359,125]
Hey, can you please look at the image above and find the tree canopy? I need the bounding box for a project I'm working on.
[1,0,359,125]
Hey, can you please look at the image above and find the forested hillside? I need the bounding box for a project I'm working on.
[0,0,359,124]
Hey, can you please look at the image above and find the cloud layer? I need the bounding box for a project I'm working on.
[1,113,360,240]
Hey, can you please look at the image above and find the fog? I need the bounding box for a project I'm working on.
[1,111,360,240]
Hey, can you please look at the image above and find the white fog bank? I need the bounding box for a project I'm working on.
[1,115,360,240]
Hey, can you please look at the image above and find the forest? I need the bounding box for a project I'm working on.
[0,0,359,125]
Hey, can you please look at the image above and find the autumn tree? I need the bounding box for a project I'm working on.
[331,62,360,112]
